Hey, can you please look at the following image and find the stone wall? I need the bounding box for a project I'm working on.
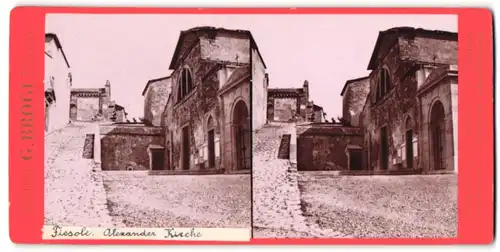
[165,28,254,173]
[166,42,222,171]
[342,78,370,126]
[362,32,457,171]
[296,124,363,171]
[144,78,171,126]
[100,125,164,171]
[398,36,458,65]
[76,96,100,121]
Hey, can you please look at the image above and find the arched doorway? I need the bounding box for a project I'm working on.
[405,116,414,169]
[232,100,251,170]
[429,100,446,171]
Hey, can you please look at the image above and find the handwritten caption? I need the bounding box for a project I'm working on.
[42,225,251,241]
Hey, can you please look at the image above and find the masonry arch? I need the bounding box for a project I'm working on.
[231,99,251,170]
[429,99,446,171]
[375,66,392,102]
[177,66,194,102]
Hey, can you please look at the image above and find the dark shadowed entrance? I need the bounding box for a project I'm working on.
[232,100,251,170]
[405,117,414,169]
[182,125,190,170]
[70,104,77,121]
[380,126,389,170]
[430,100,446,171]
[151,149,164,171]
[207,116,216,169]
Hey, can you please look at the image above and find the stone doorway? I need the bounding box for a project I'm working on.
[430,100,446,171]
[406,130,414,168]
[232,100,251,171]
[348,149,363,170]
[405,117,414,169]
[207,129,216,168]
[207,116,216,169]
[380,126,389,170]
[151,149,164,171]
[181,125,190,170]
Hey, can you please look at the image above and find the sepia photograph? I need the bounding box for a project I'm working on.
[251,14,458,238]
[44,14,254,232]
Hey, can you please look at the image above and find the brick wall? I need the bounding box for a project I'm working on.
[296,124,363,171]
[100,125,164,171]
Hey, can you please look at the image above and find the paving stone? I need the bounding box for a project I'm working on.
[45,123,116,228]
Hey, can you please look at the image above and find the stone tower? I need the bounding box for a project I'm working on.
[303,80,309,102]
[105,80,111,104]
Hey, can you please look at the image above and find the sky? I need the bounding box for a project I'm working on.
[46,14,457,119]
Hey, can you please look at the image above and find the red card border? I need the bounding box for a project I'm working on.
[9,7,494,245]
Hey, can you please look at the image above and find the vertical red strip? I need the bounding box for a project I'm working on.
[9,7,45,243]
[458,8,494,244]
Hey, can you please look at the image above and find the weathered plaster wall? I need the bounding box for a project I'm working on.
[44,38,71,132]
[342,78,370,126]
[314,109,323,123]
[144,78,171,126]
[100,125,163,171]
[273,98,298,121]
[399,36,458,65]
[75,97,100,121]
[296,124,363,171]
[359,95,372,170]
[450,79,458,173]
[200,33,250,64]
[252,48,267,130]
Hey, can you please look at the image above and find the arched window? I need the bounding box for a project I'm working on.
[376,68,392,101]
[177,67,194,102]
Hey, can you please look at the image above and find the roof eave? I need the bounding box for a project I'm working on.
[46,33,71,69]
[168,31,185,70]
[367,31,383,70]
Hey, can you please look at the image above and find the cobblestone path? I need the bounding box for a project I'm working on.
[44,123,114,228]
[252,122,345,238]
